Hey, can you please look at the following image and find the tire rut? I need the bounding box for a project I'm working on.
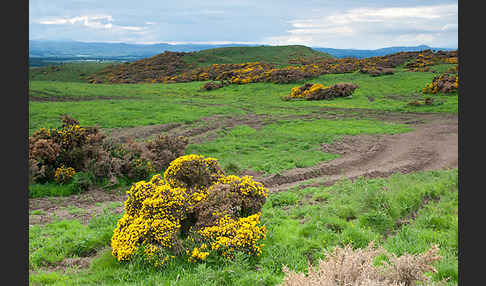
[258,117,457,193]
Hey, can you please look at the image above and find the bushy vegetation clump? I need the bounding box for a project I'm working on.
[405,50,458,71]
[423,73,458,94]
[85,51,192,84]
[158,51,420,85]
[86,49,457,86]
[285,83,359,101]
[280,243,444,286]
[359,66,394,77]
[200,80,230,91]
[407,98,437,108]
[111,154,269,267]
[29,115,188,192]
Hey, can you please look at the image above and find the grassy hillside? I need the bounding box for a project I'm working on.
[29,45,333,83]
[29,62,113,83]
[182,45,332,67]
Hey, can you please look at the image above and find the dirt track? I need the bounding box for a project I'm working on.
[29,110,458,225]
[258,116,458,192]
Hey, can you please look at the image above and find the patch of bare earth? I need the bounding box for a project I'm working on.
[107,122,183,143]
[30,247,110,275]
[258,115,457,193]
[103,107,455,146]
[29,189,125,226]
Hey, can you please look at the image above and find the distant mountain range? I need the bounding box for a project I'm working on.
[29,40,255,58]
[312,45,457,59]
[29,40,457,66]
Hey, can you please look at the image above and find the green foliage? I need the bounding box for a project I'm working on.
[29,182,78,198]
[30,170,457,286]
[71,171,95,193]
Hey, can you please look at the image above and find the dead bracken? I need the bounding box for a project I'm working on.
[279,242,445,286]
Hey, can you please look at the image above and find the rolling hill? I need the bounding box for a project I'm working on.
[180,45,332,67]
[82,45,333,83]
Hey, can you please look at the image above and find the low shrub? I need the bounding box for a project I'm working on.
[360,66,394,77]
[71,171,95,193]
[285,83,359,101]
[200,81,230,91]
[54,165,76,184]
[29,115,189,191]
[423,73,458,94]
[280,243,444,286]
[445,65,458,74]
[405,50,458,71]
[111,154,268,267]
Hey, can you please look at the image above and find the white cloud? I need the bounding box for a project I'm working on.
[289,26,354,36]
[343,4,457,21]
[442,23,458,31]
[395,33,437,45]
[38,15,145,32]
[166,41,261,45]
[264,3,458,49]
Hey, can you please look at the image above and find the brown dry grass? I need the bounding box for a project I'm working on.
[280,242,445,286]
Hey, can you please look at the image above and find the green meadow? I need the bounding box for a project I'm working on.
[28,48,458,286]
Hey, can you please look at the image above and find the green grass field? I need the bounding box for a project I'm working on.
[29,66,457,134]
[28,50,458,285]
[29,170,458,285]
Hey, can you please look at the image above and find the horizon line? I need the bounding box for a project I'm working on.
[29,39,458,50]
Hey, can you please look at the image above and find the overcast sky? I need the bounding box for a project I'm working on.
[29,0,458,49]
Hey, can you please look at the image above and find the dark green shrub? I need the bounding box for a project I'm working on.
[71,171,95,193]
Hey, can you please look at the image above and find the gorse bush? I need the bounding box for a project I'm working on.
[54,165,76,184]
[423,73,458,94]
[29,115,189,189]
[29,115,102,183]
[162,52,416,85]
[405,50,458,71]
[286,83,359,101]
[87,49,457,86]
[111,154,269,267]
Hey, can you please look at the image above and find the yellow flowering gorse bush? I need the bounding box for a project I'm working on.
[54,165,76,184]
[198,213,267,258]
[286,82,359,101]
[111,154,269,267]
[423,73,458,94]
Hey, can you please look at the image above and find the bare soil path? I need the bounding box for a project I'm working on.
[258,115,458,192]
